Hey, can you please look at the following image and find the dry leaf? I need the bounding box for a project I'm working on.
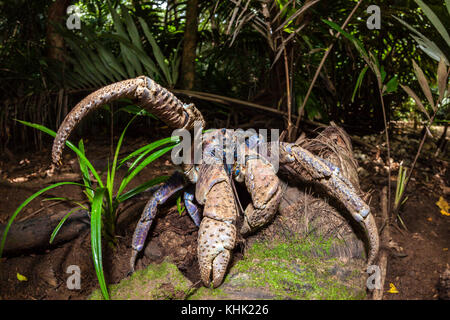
[16,273,28,282]
[437,56,448,104]
[387,283,399,294]
[436,196,449,216]
[400,84,431,121]
[412,59,435,111]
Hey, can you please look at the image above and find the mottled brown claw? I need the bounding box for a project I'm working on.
[195,165,238,287]
[198,217,236,287]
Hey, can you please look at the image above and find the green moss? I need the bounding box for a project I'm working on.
[223,236,366,300]
[89,260,192,300]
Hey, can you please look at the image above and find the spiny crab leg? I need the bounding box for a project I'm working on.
[279,142,379,267]
[51,76,205,165]
[129,171,187,274]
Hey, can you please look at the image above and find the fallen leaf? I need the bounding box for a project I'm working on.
[387,283,399,294]
[427,217,433,222]
[436,197,449,216]
[443,248,448,251]
[16,273,28,282]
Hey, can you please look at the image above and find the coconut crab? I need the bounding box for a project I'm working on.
[52,76,379,288]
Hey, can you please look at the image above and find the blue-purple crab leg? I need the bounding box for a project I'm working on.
[183,187,202,227]
[279,142,379,267]
[129,171,187,273]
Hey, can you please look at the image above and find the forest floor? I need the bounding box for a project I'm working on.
[0,121,448,300]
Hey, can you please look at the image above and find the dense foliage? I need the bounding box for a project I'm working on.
[0,0,448,151]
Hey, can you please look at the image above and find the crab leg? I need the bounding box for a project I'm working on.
[183,187,202,227]
[52,76,204,165]
[129,171,187,273]
[279,142,379,267]
[195,164,238,287]
[240,158,283,236]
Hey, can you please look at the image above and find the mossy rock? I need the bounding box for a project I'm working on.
[91,234,366,300]
[89,261,193,300]
[189,236,366,300]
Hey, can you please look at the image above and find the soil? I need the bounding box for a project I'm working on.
[0,122,448,300]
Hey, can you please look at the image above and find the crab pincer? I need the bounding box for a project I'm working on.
[195,164,238,287]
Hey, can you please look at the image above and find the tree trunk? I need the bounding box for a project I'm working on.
[46,0,71,62]
[180,0,198,90]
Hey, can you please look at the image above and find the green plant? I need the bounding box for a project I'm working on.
[394,0,450,65]
[59,1,182,89]
[396,56,449,221]
[0,115,180,300]
[394,164,408,229]
[322,18,399,213]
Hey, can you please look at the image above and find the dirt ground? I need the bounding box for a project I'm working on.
[0,122,448,300]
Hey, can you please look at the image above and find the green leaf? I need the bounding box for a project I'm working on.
[177,195,185,215]
[0,182,85,258]
[50,207,86,244]
[117,145,176,196]
[116,176,169,203]
[138,17,172,85]
[118,136,180,168]
[393,15,448,64]
[415,0,450,46]
[384,76,398,94]
[90,188,109,300]
[352,65,368,102]
[322,19,369,61]
[78,139,94,200]
[118,105,157,119]
[16,120,104,187]
[108,115,139,204]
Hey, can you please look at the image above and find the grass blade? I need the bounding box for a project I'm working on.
[90,188,109,300]
[118,136,180,168]
[352,65,368,102]
[116,175,169,203]
[78,139,94,200]
[50,207,86,244]
[117,145,176,196]
[16,120,104,187]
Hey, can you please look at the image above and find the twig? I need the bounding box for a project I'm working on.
[373,186,389,300]
[378,86,392,216]
[283,43,293,141]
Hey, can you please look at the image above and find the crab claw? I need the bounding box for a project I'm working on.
[195,164,238,287]
[198,217,236,287]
